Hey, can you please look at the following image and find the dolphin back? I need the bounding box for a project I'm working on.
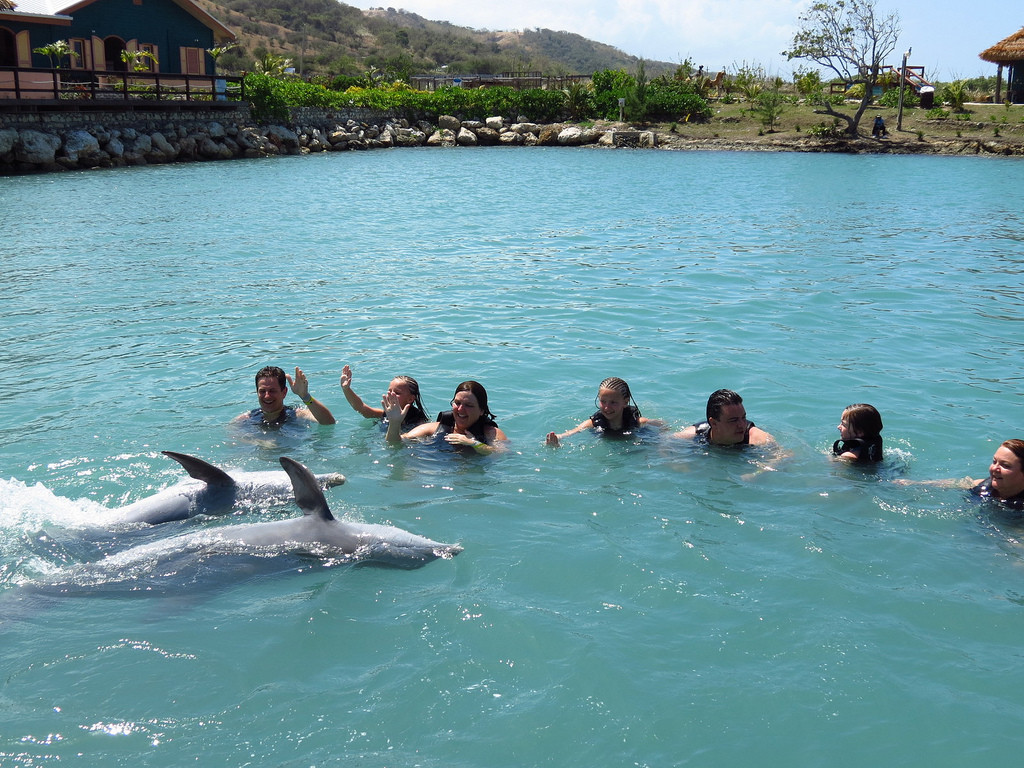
[162,451,236,487]
[279,457,336,521]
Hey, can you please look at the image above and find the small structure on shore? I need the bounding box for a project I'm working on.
[980,26,1024,103]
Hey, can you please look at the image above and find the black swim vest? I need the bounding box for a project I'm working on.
[248,405,296,428]
[590,406,641,436]
[436,410,497,444]
[832,436,883,463]
[692,420,754,446]
[381,406,428,431]
[972,478,1024,511]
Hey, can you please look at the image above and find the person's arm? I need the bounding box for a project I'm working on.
[545,419,594,447]
[448,425,508,454]
[383,392,435,444]
[638,417,666,429]
[894,477,978,489]
[288,367,336,425]
[672,425,698,439]
[340,365,385,419]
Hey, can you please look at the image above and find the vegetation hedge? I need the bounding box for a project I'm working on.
[245,73,567,123]
[245,70,712,126]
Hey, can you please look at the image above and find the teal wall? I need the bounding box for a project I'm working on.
[1,0,221,72]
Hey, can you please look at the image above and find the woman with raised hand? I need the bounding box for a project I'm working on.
[385,380,508,455]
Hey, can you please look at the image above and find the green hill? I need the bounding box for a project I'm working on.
[195,0,676,79]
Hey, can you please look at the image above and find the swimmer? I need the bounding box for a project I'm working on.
[545,377,662,447]
[896,439,1024,511]
[235,365,335,426]
[384,380,507,455]
[833,403,884,462]
[673,389,775,446]
[340,365,428,430]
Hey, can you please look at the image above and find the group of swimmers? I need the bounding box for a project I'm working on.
[237,365,1024,512]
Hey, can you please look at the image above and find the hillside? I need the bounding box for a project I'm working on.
[195,0,676,79]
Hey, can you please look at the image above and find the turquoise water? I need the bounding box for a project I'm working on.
[2,147,1024,765]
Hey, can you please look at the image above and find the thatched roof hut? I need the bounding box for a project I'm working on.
[980,27,1024,103]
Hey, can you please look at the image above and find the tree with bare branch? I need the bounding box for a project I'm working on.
[784,0,900,136]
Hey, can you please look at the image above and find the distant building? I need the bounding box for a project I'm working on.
[0,0,234,75]
[979,26,1024,104]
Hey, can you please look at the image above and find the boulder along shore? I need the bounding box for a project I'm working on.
[2,109,1023,175]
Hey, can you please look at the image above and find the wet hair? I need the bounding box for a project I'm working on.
[395,375,428,423]
[706,389,743,422]
[452,380,496,420]
[596,376,642,418]
[255,365,287,390]
[1001,439,1024,466]
[842,403,883,439]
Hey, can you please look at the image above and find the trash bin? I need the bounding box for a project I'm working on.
[919,85,934,109]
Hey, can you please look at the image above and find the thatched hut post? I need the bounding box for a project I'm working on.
[980,27,1024,104]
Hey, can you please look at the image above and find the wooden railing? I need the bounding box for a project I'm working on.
[0,66,246,105]
[409,73,589,91]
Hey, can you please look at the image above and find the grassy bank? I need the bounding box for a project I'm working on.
[650,99,1024,151]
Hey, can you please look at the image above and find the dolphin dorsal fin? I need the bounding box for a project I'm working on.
[279,457,336,521]
[162,451,236,487]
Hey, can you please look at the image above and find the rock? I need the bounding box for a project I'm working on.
[456,127,478,146]
[536,125,563,145]
[557,126,584,146]
[485,116,504,131]
[61,130,100,163]
[475,126,500,145]
[265,125,299,150]
[207,121,226,138]
[16,129,61,164]
[438,114,461,132]
[0,127,19,155]
[395,129,425,147]
[498,131,523,145]
[426,128,456,146]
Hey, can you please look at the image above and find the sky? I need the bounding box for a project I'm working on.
[344,0,1020,82]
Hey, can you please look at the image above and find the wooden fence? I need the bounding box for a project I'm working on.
[0,66,245,107]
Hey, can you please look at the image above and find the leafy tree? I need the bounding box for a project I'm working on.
[121,49,158,72]
[941,80,968,112]
[624,59,649,121]
[33,40,78,69]
[751,78,789,131]
[784,0,900,136]
[254,53,294,78]
[563,81,593,120]
[591,68,635,120]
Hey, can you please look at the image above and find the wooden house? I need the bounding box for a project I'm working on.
[0,0,234,75]
[980,26,1024,104]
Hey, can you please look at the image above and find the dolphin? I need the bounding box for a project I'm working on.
[199,456,462,566]
[32,456,460,593]
[109,451,347,526]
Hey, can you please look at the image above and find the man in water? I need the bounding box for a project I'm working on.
[235,365,336,426]
[674,388,776,446]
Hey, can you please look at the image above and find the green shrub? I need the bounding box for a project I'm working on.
[924,107,950,119]
[646,79,711,122]
[878,86,919,108]
[591,68,635,120]
[244,74,568,123]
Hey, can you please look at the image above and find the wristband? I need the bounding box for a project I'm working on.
[302,396,314,405]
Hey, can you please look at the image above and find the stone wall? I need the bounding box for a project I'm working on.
[0,106,655,175]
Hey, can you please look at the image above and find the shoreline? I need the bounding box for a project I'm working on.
[3,109,1023,175]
